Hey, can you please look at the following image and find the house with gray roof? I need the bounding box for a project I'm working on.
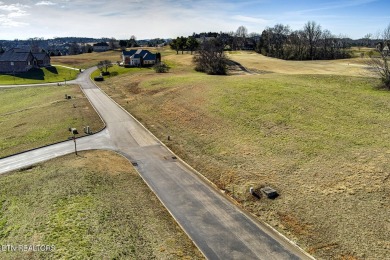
[32,52,51,67]
[93,42,110,52]
[122,49,161,67]
[0,48,51,73]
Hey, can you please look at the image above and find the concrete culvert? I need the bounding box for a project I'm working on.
[260,186,279,199]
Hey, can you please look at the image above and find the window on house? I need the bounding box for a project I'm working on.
[10,62,14,66]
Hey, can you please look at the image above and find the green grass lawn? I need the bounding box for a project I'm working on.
[0,150,203,259]
[0,85,104,157]
[90,64,152,80]
[0,66,79,85]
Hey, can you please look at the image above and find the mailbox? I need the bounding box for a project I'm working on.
[69,128,78,135]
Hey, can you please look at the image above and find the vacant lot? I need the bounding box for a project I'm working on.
[93,49,389,260]
[0,66,79,85]
[227,51,370,76]
[0,150,203,259]
[0,85,104,158]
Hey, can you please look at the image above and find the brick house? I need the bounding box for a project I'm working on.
[33,52,51,67]
[0,48,51,73]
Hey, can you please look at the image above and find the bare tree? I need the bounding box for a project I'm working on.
[303,21,322,59]
[367,24,390,89]
[127,35,138,48]
[108,37,117,50]
[235,26,248,50]
[320,29,333,58]
[363,33,373,47]
[97,60,113,74]
[69,42,81,55]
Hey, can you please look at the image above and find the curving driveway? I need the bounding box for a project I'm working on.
[0,68,313,259]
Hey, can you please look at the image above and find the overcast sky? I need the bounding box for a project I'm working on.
[0,0,389,40]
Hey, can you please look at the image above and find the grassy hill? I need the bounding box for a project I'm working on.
[0,66,79,85]
[89,47,389,260]
[0,150,203,259]
[0,85,104,158]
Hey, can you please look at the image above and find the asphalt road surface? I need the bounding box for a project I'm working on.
[0,68,314,259]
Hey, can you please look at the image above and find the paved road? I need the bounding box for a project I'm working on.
[0,68,313,259]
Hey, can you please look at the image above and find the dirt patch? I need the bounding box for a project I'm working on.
[126,81,142,94]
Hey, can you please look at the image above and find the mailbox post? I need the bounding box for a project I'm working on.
[69,127,79,155]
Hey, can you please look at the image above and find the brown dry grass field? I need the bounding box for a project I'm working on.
[226,51,370,76]
[82,47,389,260]
[0,150,203,259]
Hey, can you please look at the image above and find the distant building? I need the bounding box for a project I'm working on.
[0,48,51,73]
[93,42,110,52]
[121,49,161,67]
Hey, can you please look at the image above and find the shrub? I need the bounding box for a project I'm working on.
[94,76,104,81]
[153,62,170,73]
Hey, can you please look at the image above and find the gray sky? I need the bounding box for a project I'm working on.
[0,0,389,40]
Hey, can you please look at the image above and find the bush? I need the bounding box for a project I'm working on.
[94,76,104,81]
[101,71,110,76]
[153,62,170,73]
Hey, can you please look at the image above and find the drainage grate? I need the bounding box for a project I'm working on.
[131,161,138,167]
[163,155,178,162]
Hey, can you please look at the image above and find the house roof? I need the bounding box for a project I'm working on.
[143,52,156,61]
[94,42,109,47]
[122,49,156,60]
[0,49,33,62]
[33,53,49,60]
[122,50,137,57]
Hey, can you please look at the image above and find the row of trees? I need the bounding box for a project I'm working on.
[118,36,166,49]
[170,26,261,55]
[258,21,351,60]
[119,35,139,48]
[171,22,354,61]
[170,36,200,54]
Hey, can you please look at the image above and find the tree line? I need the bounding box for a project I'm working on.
[257,21,352,60]
[170,26,259,55]
[172,22,365,61]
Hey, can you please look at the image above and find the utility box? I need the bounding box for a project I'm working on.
[84,126,91,134]
[260,186,279,199]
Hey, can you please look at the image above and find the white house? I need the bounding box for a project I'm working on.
[93,42,110,52]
